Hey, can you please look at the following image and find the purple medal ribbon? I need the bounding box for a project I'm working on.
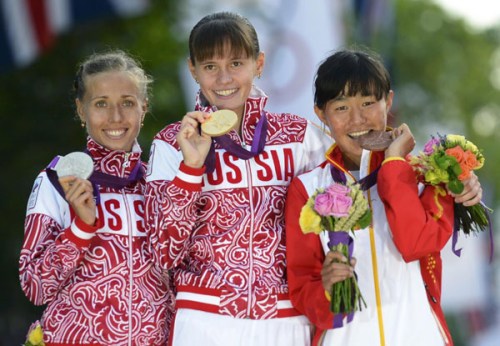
[46,155,144,205]
[204,113,268,174]
[330,164,380,191]
[89,160,144,189]
[328,231,355,328]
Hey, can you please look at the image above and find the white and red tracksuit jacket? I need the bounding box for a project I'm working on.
[20,138,174,346]
[145,87,333,319]
[285,145,454,345]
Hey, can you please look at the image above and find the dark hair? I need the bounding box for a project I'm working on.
[314,47,391,110]
[73,50,152,101]
[188,11,260,65]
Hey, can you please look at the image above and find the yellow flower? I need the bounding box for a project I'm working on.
[425,168,449,185]
[27,324,44,346]
[446,134,466,147]
[464,141,479,153]
[299,200,322,234]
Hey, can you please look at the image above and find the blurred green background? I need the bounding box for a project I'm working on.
[1,0,498,345]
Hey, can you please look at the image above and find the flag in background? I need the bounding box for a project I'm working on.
[0,0,149,74]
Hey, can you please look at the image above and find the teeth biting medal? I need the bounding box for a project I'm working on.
[353,130,393,151]
[201,110,238,137]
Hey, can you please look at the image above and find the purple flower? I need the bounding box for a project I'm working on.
[423,137,440,155]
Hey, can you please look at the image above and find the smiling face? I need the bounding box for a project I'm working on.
[315,90,393,169]
[189,45,264,118]
[313,49,393,169]
[76,71,147,152]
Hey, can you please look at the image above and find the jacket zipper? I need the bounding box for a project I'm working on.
[122,152,133,346]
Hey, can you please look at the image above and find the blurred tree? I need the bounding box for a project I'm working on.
[392,0,500,205]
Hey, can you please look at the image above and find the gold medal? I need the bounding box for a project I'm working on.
[201,109,238,137]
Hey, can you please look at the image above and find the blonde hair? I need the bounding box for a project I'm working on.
[74,50,152,101]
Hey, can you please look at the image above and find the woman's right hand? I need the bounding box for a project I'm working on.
[59,176,96,226]
[321,251,356,291]
[176,111,213,168]
[385,123,415,159]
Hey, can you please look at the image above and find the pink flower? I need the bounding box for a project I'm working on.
[423,137,440,155]
[326,184,350,196]
[331,194,353,217]
[314,193,335,216]
[314,191,352,218]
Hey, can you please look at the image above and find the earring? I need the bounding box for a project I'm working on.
[81,121,85,128]
[257,73,261,79]
[194,78,199,84]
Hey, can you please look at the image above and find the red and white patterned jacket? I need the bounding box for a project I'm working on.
[285,145,454,345]
[145,87,332,319]
[20,138,174,346]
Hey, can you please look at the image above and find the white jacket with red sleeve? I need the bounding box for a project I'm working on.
[20,138,174,346]
[285,145,454,345]
[145,86,333,319]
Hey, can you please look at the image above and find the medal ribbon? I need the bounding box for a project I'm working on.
[46,154,144,204]
[204,113,268,174]
[330,164,380,191]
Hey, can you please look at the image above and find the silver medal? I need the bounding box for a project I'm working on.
[55,152,94,179]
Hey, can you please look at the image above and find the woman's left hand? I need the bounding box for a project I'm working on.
[449,171,483,206]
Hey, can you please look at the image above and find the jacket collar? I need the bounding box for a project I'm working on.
[86,137,142,178]
[325,144,385,180]
[194,85,268,143]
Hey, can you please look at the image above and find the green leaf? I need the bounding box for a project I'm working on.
[447,180,464,194]
[357,210,372,229]
[435,154,457,170]
[449,162,462,176]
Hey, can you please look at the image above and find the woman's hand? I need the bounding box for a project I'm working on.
[321,251,356,291]
[385,123,415,159]
[59,176,96,226]
[449,171,483,206]
[176,111,213,168]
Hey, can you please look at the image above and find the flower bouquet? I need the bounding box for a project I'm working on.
[410,134,491,233]
[24,320,44,346]
[299,182,370,326]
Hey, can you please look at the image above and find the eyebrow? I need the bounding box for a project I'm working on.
[90,94,136,100]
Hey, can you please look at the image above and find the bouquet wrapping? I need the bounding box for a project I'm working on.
[299,182,370,327]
